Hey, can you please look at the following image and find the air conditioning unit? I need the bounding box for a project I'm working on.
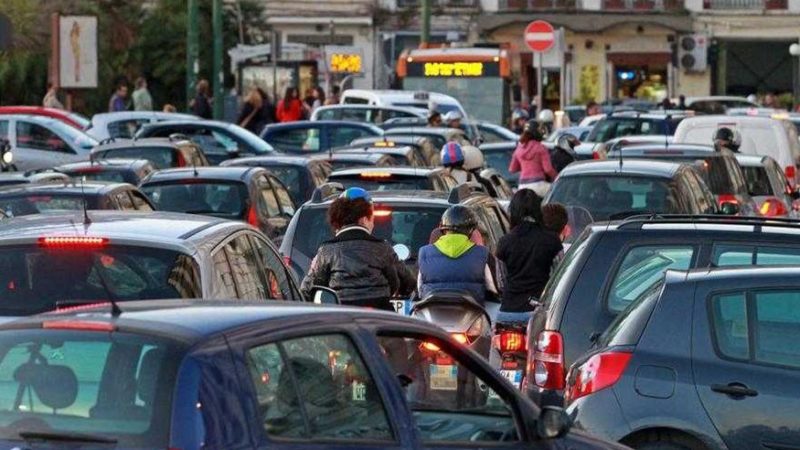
[678,34,708,72]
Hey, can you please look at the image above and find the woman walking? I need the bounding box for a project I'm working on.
[275,87,306,123]
[508,119,557,197]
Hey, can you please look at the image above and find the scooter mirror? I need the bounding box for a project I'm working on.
[393,243,411,262]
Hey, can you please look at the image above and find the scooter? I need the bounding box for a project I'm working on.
[492,320,528,390]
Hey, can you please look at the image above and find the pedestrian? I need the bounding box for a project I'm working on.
[257,88,276,126]
[42,83,64,109]
[311,86,326,113]
[509,119,557,197]
[677,94,687,110]
[237,87,265,134]
[326,85,341,105]
[427,111,442,127]
[660,97,673,110]
[108,82,128,112]
[163,104,177,113]
[132,77,153,111]
[763,92,778,108]
[276,87,306,123]
[586,100,601,116]
[190,79,212,119]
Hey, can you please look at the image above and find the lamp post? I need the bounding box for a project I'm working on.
[790,42,800,109]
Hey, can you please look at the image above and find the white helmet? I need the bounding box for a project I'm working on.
[538,109,555,123]
[746,94,758,104]
[461,145,484,171]
[443,110,463,123]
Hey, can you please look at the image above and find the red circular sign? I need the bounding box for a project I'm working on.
[524,20,555,53]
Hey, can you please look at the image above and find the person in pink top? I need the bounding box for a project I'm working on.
[509,119,557,197]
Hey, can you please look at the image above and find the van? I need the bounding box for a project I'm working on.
[673,115,800,187]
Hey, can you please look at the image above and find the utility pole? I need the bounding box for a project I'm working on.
[421,0,431,46]
[186,0,199,109]
[212,0,224,119]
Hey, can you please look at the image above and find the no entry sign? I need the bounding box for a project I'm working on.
[525,20,555,53]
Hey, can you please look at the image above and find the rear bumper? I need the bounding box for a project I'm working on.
[566,388,630,443]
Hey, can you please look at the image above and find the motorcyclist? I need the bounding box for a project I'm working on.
[509,119,557,196]
[417,205,500,304]
[443,110,463,130]
[511,108,529,135]
[441,142,471,184]
[538,109,555,136]
[427,110,442,127]
[300,187,415,310]
[713,127,741,153]
[550,133,580,173]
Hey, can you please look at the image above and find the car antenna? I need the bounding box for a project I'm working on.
[617,141,624,170]
[192,157,199,177]
[80,177,91,225]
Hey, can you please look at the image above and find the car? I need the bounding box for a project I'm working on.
[607,145,758,216]
[333,144,428,168]
[55,158,157,185]
[735,154,799,217]
[543,126,592,149]
[544,159,719,221]
[564,105,588,124]
[0,211,302,313]
[575,112,687,159]
[260,120,382,154]
[383,127,471,155]
[91,137,209,169]
[479,167,514,202]
[341,88,468,117]
[480,142,517,184]
[140,166,295,241]
[0,171,71,187]
[327,167,458,192]
[566,265,800,450]
[0,180,154,217]
[673,115,800,188]
[526,214,800,407]
[136,119,276,165]
[280,183,510,285]
[309,104,426,124]
[476,121,519,144]
[380,118,484,145]
[351,135,439,166]
[220,155,332,205]
[85,111,198,141]
[313,152,395,171]
[0,106,90,130]
[0,114,98,171]
[682,95,757,114]
[0,301,624,450]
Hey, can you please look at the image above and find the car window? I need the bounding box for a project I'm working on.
[483,150,516,183]
[131,192,154,211]
[245,334,394,441]
[599,281,663,348]
[685,169,716,213]
[71,169,127,183]
[115,191,136,211]
[223,235,267,300]
[98,146,175,169]
[712,244,800,266]
[328,174,434,192]
[186,129,237,157]
[0,121,9,141]
[724,156,749,196]
[250,236,295,300]
[263,166,302,204]
[0,196,91,217]
[329,127,374,148]
[267,128,320,152]
[211,248,238,298]
[108,119,150,139]
[271,178,295,216]
[741,165,773,196]
[16,121,71,153]
[608,245,695,313]
[141,181,247,218]
[343,96,369,105]
[257,176,281,217]
[377,334,519,443]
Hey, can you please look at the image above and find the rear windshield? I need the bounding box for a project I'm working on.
[141,181,248,218]
[67,170,128,184]
[0,245,200,316]
[597,281,662,348]
[549,175,678,221]
[329,159,384,170]
[741,165,772,196]
[0,195,98,217]
[263,166,302,202]
[620,153,744,196]
[0,329,181,447]
[327,174,434,191]
[98,147,175,169]
[587,118,675,143]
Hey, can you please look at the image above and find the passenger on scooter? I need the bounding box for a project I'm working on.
[417,205,501,304]
[542,203,569,241]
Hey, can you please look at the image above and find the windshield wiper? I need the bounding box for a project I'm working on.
[19,430,118,444]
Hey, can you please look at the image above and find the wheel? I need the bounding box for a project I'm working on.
[629,431,707,450]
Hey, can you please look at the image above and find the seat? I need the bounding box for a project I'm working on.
[14,363,78,412]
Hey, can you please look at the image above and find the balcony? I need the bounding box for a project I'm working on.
[702,0,787,9]
[600,0,685,10]
[498,0,576,9]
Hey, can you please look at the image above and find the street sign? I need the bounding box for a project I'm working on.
[525,20,555,53]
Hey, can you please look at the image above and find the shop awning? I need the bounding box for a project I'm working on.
[607,52,671,66]
[478,13,693,34]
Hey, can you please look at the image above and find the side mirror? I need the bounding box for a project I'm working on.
[393,243,411,262]
[310,286,340,305]
[720,201,740,216]
[536,406,572,440]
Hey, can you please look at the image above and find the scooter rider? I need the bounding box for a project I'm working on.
[713,127,741,153]
[509,119,557,197]
[417,205,501,304]
[441,142,471,184]
[551,133,580,173]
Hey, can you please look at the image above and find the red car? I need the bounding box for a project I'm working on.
[0,106,89,130]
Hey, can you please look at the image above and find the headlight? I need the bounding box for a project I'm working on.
[2,152,12,164]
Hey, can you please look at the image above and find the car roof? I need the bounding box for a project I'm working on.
[141,166,263,184]
[558,159,682,178]
[329,167,437,177]
[314,153,387,162]
[334,146,414,156]
[480,142,516,151]
[307,190,452,207]
[679,114,780,126]
[611,145,717,158]
[384,127,465,137]
[90,111,198,123]
[57,159,151,171]
[93,137,187,151]
[680,265,800,283]
[0,180,131,196]
[313,104,425,114]
[141,119,231,128]
[352,135,426,145]
[223,155,317,167]
[0,114,66,126]
[734,154,770,166]
[264,120,382,131]
[343,89,460,104]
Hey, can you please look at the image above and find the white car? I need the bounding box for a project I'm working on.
[681,96,757,114]
[309,104,426,124]
[341,89,468,119]
[86,111,199,141]
[0,114,97,172]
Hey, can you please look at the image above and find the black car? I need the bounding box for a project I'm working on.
[92,137,210,169]
[140,166,295,240]
[0,171,71,187]
[220,155,331,205]
[480,142,518,184]
[327,167,457,192]
[567,265,800,450]
[260,120,382,154]
[545,159,719,221]
[0,301,623,450]
[527,215,800,407]
[351,135,438,166]
[0,180,154,217]
[608,145,758,216]
[313,152,395,171]
[55,158,156,185]
[333,145,428,167]
[136,119,275,165]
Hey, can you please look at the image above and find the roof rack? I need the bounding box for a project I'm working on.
[617,213,800,230]
[447,182,486,204]
[310,182,345,203]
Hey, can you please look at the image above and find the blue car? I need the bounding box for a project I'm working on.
[0,301,624,449]
[261,120,382,154]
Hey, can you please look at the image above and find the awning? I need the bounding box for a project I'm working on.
[607,52,671,65]
[478,13,693,34]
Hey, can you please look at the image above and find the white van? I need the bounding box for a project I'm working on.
[673,115,800,186]
[341,89,468,118]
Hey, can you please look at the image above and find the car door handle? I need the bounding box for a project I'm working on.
[711,383,758,397]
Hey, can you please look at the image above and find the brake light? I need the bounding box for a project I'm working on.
[567,351,632,402]
[42,320,115,332]
[176,151,187,167]
[246,206,259,226]
[786,165,796,180]
[532,331,565,390]
[360,172,392,179]
[38,236,108,248]
[718,194,739,206]
[452,333,469,345]
[54,302,112,313]
[421,341,441,352]
[373,208,392,218]
[592,151,600,160]
[759,198,789,217]
[499,331,526,352]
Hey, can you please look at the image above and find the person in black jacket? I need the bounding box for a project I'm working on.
[495,189,562,321]
[190,79,212,119]
[550,133,579,174]
[300,187,415,310]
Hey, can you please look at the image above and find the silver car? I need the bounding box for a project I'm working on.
[0,210,303,319]
[0,114,97,171]
[85,111,199,141]
[736,154,799,218]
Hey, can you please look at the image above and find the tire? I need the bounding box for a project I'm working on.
[630,431,705,450]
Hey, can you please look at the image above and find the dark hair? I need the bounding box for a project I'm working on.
[282,87,297,111]
[586,100,598,109]
[542,203,568,235]
[196,79,209,95]
[331,85,341,95]
[257,87,271,105]
[328,197,373,230]
[509,189,543,228]
[313,86,326,104]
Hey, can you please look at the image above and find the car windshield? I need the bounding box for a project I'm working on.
[483,149,516,183]
[329,159,382,170]
[741,165,773,196]
[0,195,98,217]
[68,169,128,184]
[0,245,200,315]
[226,124,274,154]
[549,175,677,221]
[141,181,248,218]
[586,118,672,143]
[623,153,738,195]
[97,147,175,169]
[327,174,433,191]
[0,329,181,447]
[293,205,444,261]
[66,112,91,129]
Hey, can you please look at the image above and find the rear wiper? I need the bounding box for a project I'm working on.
[19,430,118,444]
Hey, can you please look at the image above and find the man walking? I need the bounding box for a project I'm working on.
[108,82,128,112]
[132,77,153,111]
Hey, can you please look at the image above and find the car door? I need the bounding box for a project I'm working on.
[213,233,269,300]
[255,174,285,240]
[113,190,137,211]
[693,285,800,450]
[248,233,302,300]
[14,120,77,171]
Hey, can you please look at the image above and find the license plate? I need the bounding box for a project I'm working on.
[501,369,523,388]
[390,299,411,315]
[430,364,458,391]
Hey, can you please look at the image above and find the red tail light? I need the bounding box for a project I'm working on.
[38,236,108,248]
[717,194,739,209]
[532,331,565,390]
[499,331,526,353]
[176,151,187,167]
[246,206,259,227]
[373,208,392,218]
[421,341,441,352]
[592,151,600,160]
[282,255,291,267]
[452,333,469,345]
[567,351,632,402]
[760,198,789,217]
[43,320,115,332]
[786,165,796,181]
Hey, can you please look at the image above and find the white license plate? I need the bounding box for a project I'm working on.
[430,364,458,391]
[501,369,523,388]
[390,300,405,314]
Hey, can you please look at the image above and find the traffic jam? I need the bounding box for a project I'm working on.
[3,4,800,449]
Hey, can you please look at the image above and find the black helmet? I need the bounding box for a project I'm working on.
[440,205,477,235]
[713,127,741,151]
[523,119,545,141]
[556,133,580,151]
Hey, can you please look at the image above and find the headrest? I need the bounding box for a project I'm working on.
[15,363,78,410]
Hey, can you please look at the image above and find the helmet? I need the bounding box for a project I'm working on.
[538,109,555,123]
[556,133,580,151]
[746,94,758,104]
[440,142,465,167]
[443,110,463,123]
[461,145,485,171]
[511,108,529,122]
[440,205,478,235]
[339,187,373,203]
[713,127,741,151]
[523,119,545,141]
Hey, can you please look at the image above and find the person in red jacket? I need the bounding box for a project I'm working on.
[509,119,557,197]
[276,87,307,122]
